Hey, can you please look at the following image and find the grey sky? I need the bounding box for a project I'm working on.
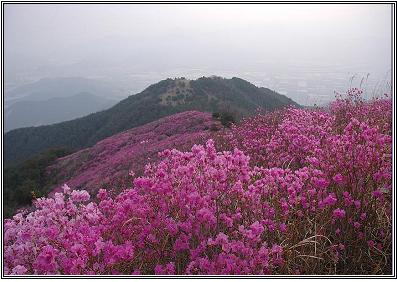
[4,4,393,104]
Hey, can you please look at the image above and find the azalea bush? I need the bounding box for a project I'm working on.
[4,91,392,275]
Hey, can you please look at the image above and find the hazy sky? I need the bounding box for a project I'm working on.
[4,4,393,103]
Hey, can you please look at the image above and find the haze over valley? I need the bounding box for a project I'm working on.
[5,4,392,109]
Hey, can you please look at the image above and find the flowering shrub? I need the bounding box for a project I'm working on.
[5,142,284,275]
[4,91,392,275]
[331,88,392,135]
[218,91,392,274]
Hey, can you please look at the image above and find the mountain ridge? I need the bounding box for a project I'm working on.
[4,76,299,166]
[5,76,121,101]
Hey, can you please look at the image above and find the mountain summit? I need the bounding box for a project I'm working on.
[5,76,298,165]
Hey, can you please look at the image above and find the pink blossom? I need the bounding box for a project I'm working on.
[70,190,90,202]
[332,173,343,184]
[332,208,346,219]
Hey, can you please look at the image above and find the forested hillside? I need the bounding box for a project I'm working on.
[5,77,298,166]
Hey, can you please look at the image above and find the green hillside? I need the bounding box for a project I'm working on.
[4,76,299,166]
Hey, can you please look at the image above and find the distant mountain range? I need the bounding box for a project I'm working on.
[4,76,299,166]
[5,76,121,101]
[5,92,116,132]
[4,77,124,131]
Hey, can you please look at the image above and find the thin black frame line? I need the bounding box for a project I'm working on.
[1,0,6,276]
[390,2,395,271]
[1,1,397,4]
[0,0,396,279]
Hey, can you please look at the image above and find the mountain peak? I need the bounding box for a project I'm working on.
[5,76,299,166]
[159,78,192,106]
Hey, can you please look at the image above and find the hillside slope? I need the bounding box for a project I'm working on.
[5,76,298,165]
[4,94,392,275]
[46,111,221,195]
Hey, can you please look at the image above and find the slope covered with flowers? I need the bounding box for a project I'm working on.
[4,90,392,275]
[46,111,221,195]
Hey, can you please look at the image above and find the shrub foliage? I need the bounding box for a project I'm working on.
[4,89,392,275]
